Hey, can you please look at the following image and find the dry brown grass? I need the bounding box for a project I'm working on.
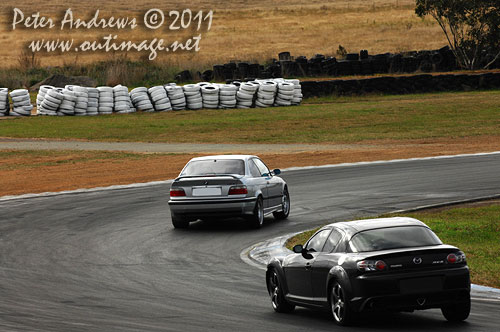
[0,0,447,69]
[1,134,500,196]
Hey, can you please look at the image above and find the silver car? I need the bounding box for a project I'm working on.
[168,155,290,229]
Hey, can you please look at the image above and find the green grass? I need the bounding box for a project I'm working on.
[0,90,499,144]
[286,202,500,288]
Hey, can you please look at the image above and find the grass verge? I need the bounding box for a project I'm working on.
[0,90,499,144]
[286,201,500,289]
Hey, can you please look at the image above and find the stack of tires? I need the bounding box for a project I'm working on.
[10,89,33,116]
[38,88,63,116]
[86,88,99,116]
[274,82,295,106]
[36,85,52,112]
[183,84,203,110]
[218,84,238,109]
[148,86,172,112]
[113,85,134,114]
[166,85,186,110]
[130,87,154,112]
[0,88,9,116]
[256,81,277,108]
[201,84,219,109]
[59,89,77,116]
[97,87,114,115]
[288,79,303,105]
[236,82,258,109]
[73,86,89,116]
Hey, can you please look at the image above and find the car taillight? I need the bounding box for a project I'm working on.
[447,251,466,264]
[170,188,186,197]
[357,260,387,272]
[228,185,248,195]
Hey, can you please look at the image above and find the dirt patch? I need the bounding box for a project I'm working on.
[1,136,499,197]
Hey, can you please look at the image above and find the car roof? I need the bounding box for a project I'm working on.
[188,155,258,162]
[324,217,429,238]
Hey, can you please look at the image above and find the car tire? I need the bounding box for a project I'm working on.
[171,213,189,229]
[330,281,355,326]
[273,188,290,220]
[441,294,470,322]
[248,197,264,229]
[268,269,295,313]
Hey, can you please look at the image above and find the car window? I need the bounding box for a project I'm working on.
[252,158,270,177]
[249,160,261,177]
[181,159,245,176]
[322,229,343,253]
[305,230,330,252]
[349,226,442,253]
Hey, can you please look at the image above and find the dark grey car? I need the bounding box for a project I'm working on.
[168,155,290,228]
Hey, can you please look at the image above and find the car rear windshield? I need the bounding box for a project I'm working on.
[348,226,442,252]
[181,159,245,176]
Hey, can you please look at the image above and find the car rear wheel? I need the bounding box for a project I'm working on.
[268,270,295,313]
[330,281,354,326]
[171,213,189,229]
[441,294,470,322]
[273,188,290,220]
[248,197,264,229]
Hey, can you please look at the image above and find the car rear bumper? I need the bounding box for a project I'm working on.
[349,266,470,312]
[168,197,257,218]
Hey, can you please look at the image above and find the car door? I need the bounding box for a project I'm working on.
[246,159,268,202]
[257,158,282,208]
[250,158,271,208]
[311,228,345,302]
[283,229,330,300]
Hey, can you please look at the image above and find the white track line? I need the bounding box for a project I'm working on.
[1,150,499,202]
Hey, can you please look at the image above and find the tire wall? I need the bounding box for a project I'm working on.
[300,72,500,98]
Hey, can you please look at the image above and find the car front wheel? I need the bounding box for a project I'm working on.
[330,281,354,326]
[273,188,290,220]
[441,294,470,322]
[268,270,295,313]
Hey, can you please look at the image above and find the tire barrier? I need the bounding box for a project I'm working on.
[165,85,187,110]
[300,72,500,98]
[0,88,10,116]
[59,89,77,116]
[73,86,89,116]
[148,86,172,112]
[97,86,114,115]
[8,79,303,117]
[274,81,295,107]
[201,84,220,109]
[113,85,135,114]
[236,82,258,109]
[10,89,33,116]
[38,88,63,116]
[218,84,237,109]
[87,88,99,116]
[255,80,277,108]
[183,84,203,110]
[210,46,499,81]
[130,87,154,113]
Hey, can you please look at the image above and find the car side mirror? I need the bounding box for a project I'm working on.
[273,169,281,175]
[293,244,314,259]
[293,244,303,253]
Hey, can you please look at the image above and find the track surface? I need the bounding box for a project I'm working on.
[1,154,499,331]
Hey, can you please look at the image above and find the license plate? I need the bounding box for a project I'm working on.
[399,276,443,294]
[192,187,222,196]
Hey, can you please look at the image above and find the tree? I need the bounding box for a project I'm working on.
[415,0,500,70]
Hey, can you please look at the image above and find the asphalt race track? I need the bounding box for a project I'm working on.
[1,153,500,331]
